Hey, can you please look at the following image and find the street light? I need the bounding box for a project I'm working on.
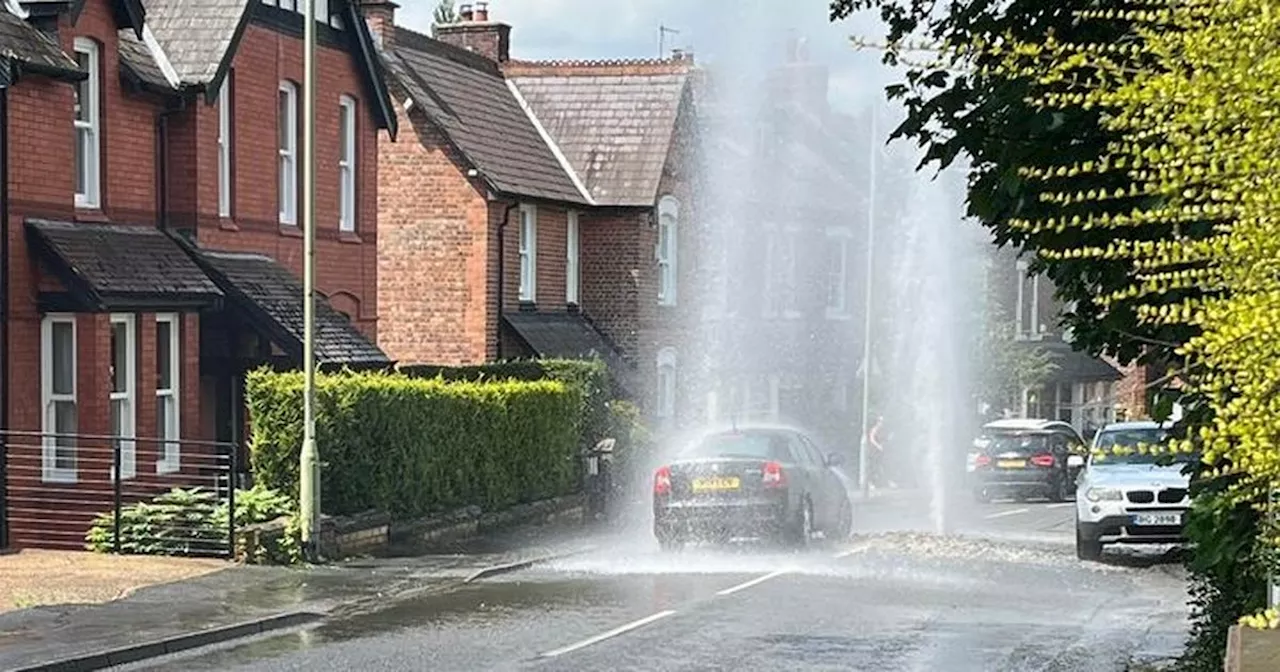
[857,104,878,499]
[299,0,320,561]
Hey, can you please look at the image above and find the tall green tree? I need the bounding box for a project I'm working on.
[829,0,1196,379]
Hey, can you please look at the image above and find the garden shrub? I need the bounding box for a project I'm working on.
[246,368,581,519]
[85,484,298,563]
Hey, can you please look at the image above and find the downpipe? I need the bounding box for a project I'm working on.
[495,201,518,358]
[0,86,9,548]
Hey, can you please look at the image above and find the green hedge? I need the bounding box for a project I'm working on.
[246,368,581,518]
[399,358,611,455]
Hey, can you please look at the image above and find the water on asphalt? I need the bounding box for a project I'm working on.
[125,496,1188,672]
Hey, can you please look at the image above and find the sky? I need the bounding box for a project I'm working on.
[396,0,899,115]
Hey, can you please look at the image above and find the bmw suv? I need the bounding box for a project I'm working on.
[1074,421,1194,561]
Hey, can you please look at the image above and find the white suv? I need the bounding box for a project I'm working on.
[1074,421,1192,561]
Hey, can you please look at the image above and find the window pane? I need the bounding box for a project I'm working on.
[74,52,89,121]
[279,90,290,150]
[111,321,128,393]
[339,104,351,162]
[111,397,123,436]
[54,400,77,455]
[156,320,173,390]
[51,321,74,395]
[75,130,86,194]
[157,395,169,441]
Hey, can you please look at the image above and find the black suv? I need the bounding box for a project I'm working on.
[969,420,1086,503]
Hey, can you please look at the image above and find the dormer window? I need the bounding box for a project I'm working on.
[260,0,344,28]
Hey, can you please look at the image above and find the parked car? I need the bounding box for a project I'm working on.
[968,419,1087,503]
[652,425,852,550]
[1074,420,1191,561]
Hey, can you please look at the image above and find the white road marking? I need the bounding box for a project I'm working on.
[984,507,1030,520]
[716,569,790,596]
[835,545,870,559]
[539,610,678,658]
[1047,502,1075,509]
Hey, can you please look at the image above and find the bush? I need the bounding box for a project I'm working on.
[85,484,298,563]
[246,368,581,519]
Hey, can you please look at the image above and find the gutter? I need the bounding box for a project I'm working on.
[495,201,518,359]
[1,84,9,547]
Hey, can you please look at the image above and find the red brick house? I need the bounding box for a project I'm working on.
[364,2,697,422]
[0,0,396,550]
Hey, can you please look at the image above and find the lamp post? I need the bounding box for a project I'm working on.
[298,0,320,561]
[857,104,878,498]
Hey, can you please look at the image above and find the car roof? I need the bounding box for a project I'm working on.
[1096,420,1168,432]
[982,418,1077,433]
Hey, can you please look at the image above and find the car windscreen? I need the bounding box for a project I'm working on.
[680,432,791,461]
[1092,428,1177,465]
[984,434,1051,456]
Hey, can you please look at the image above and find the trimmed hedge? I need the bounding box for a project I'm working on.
[246,368,581,518]
[399,358,611,455]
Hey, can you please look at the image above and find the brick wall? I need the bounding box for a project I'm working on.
[193,23,380,338]
[376,90,494,365]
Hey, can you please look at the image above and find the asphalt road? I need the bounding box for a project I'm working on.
[131,490,1190,672]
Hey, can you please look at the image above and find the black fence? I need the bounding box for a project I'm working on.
[2,430,239,557]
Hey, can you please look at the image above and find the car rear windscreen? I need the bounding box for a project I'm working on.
[681,432,791,461]
[985,434,1050,456]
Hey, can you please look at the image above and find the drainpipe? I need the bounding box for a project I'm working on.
[495,201,518,360]
[155,95,187,232]
[0,85,10,548]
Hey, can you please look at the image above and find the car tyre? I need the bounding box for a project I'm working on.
[1052,474,1073,503]
[1076,525,1103,561]
[786,500,814,549]
[832,496,853,541]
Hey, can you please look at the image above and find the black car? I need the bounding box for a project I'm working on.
[970,428,1084,503]
[652,426,852,550]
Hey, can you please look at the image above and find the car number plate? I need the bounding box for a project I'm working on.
[996,459,1026,469]
[1132,512,1182,526]
[691,476,741,492]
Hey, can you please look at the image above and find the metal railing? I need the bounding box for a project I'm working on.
[2,430,239,557]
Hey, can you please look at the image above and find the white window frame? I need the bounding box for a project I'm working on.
[278,81,298,225]
[73,38,100,209]
[566,210,580,304]
[109,314,137,480]
[41,314,78,483]
[825,227,852,319]
[217,77,232,218]
[156,314,182,474]
[656,347,678,420]
[656,196,679,306]
[518,203,537,302]
[338,95,357,232]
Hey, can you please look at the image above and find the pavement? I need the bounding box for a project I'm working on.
[0,550,228,612]
[92,488,1190,672]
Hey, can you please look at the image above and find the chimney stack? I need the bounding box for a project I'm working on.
[358,0,399,50]
[435,1,511,63]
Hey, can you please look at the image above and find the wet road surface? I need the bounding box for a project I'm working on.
[129,492,1189,672]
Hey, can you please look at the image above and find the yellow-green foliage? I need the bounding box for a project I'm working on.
[993,0,1280,507]
[245,368,582,518]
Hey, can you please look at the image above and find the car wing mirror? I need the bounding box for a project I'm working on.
[1067,455,1085,468]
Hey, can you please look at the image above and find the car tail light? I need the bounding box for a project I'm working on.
[762,461,787,488]
[654,466,672,495]
[975,455,991,468]
[1030,454,1055,467]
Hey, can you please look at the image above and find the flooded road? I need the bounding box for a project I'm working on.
[129,493,1189,672]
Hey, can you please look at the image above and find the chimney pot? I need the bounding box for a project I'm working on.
[459,3,473,21]
[474,1,488,21]
[671,48,683,60]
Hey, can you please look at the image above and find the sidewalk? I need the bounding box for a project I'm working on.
[0,520,602,671]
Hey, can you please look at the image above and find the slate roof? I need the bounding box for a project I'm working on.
[508,71,690,207]
[25,219,223,308]
[117,28,170,89]
[0,6,81,82]
[197,250,391,366]
[137,0,247,86]
[1026,341,1124,385]
[387,28,590,205]
[503,311,632,390]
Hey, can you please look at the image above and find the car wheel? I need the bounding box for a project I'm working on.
[657,535,684,552]
[832,496,853,541]
[787,500,814,549]
[1076,525,1103,561]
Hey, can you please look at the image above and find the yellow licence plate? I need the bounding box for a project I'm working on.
[691,476,741,492]
[997,459,1026,469]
